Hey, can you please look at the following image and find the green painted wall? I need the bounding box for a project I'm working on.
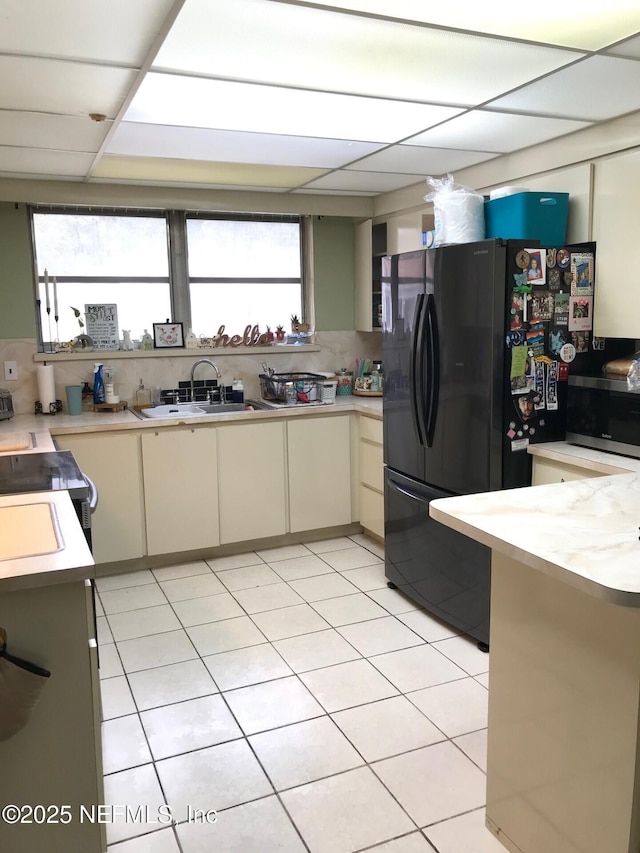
[312,216,355,331]
[0,203,37,338]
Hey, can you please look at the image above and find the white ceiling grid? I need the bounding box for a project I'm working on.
[0,0,639,195]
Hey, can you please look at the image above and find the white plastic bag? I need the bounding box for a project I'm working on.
[627,354,640,391]
[424,173,485,246]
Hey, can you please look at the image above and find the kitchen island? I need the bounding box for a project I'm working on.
[430,469,640,853]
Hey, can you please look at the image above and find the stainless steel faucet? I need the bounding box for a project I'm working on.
[190,359,225,404]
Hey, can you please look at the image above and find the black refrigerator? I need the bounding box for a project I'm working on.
[382,238,624,648]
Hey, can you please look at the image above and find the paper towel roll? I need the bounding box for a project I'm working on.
[37,364,56,410]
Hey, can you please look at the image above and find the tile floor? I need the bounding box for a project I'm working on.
[97,534,504,853]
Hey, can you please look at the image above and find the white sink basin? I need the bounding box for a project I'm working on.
[140,401,271,419]
[141,404,207,419]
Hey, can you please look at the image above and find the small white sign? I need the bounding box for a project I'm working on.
[85,304,119,351]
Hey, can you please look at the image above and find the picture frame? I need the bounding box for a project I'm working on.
[153,322,184,349]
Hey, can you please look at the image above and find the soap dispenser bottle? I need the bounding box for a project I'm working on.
[135,378,152,410]
[93,363,105,404]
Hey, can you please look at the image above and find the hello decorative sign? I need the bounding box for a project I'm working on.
[212,325,271,348]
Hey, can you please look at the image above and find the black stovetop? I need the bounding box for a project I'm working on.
[0,451,88,498]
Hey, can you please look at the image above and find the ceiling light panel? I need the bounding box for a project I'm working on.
[404,111,591,152]
[0,57,138,118]
[348,145,497,174]
[155,0,582,105]
[303,170,426,192]
[107,122,387,167]
[124,74,464,142]
[0,111,112,152]
[606,34,640,59]
[0,147,94,177]
[289,0,640,50]
[487,56,640,121]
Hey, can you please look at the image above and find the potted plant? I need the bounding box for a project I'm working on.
[70,306,94,351]
[265,325,275,343]
[275,324,286,342]
[290,314,310,333]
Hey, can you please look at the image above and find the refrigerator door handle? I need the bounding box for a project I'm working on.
[387,478,430,505]
[424,292,440,447]
[410,293,428,446]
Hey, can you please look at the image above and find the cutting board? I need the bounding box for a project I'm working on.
[0,502,60,559]
[0,432,33,452]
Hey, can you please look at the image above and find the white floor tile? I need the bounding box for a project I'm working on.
[332,695,445,762]
[424,808,505,853]
[407,677,489,738]
[281,766,415,853]
[288,573,360,602]
[140,694,242,760]
[273,628,361,673]
[177,795,305,853]
[475,672,490,689]
[102,714,152,775]
[107,605,182,642]
[159,573,226,602]
[107,827,180,852]
[100,584,166,615]
[320,547,383,572]
[215,563,282,591]
[96,570,156,592]
[205,551,264,572]
[396,609,461,642]
[101,675,136,720]
[152,561,212,582]
[223,676,324,735]
[369,645,467,694]
[187,616,266,656]
[341,563,388,591]
[117,630,198,673]
[99,644,124,679]
[103,764,167,845]
[128,660,218,712]
[348,533,385,559]
[372,742,486,827]
[172,592,244,628]
[367,834,437,852]
[249,716,364,790]
[256,544,312,562]
[231,582,304,614]
[95,595,104,616]
[453,729,488,773]
[337,616,424,657]
[366,587,420,614]
[431,635,490,676]
[203,643,292,691]
[156,739,273,821]
[311,592,389,627]
[97,615,113,645]
[300,658,398,713]
[268,553,336,582]
[305,536,359,554]
[250,603,331,641]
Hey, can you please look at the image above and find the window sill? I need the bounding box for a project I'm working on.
[33,345,321,363]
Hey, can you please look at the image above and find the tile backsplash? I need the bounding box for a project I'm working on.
[1,332,382,415]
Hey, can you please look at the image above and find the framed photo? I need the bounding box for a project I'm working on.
[153,322,184,349]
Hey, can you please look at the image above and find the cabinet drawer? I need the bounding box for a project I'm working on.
[532,457,606,486]
[360,441,384,492]
[360,485,384,540]
[360,416,383,445]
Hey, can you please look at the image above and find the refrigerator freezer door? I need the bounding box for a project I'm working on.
[384,469,490,646]
[424,241,505,495]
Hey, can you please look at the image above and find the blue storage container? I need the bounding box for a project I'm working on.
[484,192,569,246]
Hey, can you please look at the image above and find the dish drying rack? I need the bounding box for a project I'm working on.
[259,372,336,404]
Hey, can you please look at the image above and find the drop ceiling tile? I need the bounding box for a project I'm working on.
[286,0,640,50]
[487,55,640,121]
[606,34,640,59]
[348,145,497,175]
[302,170,425,193]
[124,74,463,143]
[0,57,138,118]
[0,0,176,65]
[0,147,94,177]
[92,155,330,187]
[0,111,112,152]
[404,111,592,153]
[107,123,386,167]
[157,0,582,104]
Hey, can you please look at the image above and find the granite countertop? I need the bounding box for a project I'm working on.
[430,468,640,607]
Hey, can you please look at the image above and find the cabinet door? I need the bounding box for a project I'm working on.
[57,432,145,564]
[217,421,287,544]
[359,415,384,540]
[142,427,219,556]
[531,457,605,486]
[288,416,352,532]
[355,218,374,332]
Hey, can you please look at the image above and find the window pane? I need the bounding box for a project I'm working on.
[33,213,169,276]
[187,219,300,277]
[190,281,301,337]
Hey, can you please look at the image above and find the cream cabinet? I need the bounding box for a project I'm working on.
[217,421,287,544]
[141,426,219,556]
[355,219,386,332]
[358,415,384,540]
[57,432,145,564]
[531,456,606,486]
[287,415,353,532]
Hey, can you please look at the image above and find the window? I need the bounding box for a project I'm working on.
[31,208,304,349]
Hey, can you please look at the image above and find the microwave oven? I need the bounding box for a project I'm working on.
[566,374,640,459]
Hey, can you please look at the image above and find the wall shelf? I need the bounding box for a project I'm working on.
[33,345,321,363]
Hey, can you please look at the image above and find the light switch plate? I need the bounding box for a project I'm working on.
[3,361,17,381]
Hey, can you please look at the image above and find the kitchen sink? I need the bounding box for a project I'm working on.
[139,400,273,419]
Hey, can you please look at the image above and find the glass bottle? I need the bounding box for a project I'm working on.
[135,378,152,409]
